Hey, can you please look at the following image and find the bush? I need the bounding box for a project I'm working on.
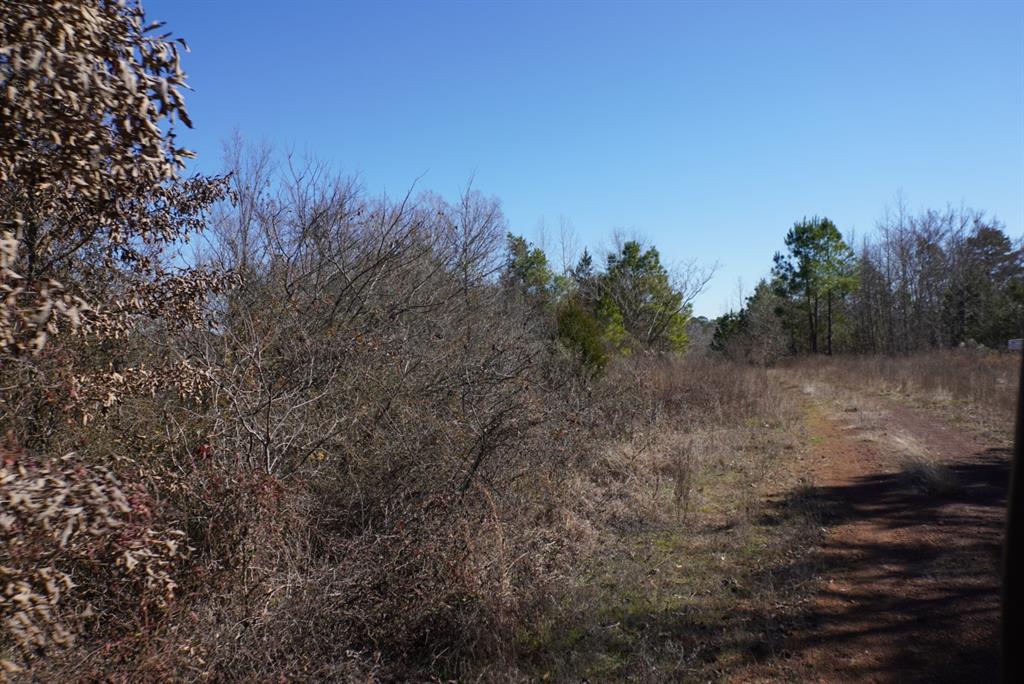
[557,297,608,373]
[0,4,745,679]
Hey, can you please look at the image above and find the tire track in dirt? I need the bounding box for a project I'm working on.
[778,384,1010,683]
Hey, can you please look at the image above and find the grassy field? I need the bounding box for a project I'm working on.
[782,350,1021,441]
[481,363,825,681]
[481,350,1019,681]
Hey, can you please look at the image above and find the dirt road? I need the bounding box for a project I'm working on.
[776,382,1010,683]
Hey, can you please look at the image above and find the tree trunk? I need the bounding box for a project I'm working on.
[827,290,833,355]
[25,218,38,283]
[807,292,818,354]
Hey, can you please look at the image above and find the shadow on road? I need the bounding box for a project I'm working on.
[746,447,1010,682]
[517,447,1009,681]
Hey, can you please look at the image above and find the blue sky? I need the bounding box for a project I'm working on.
[149,0,1023,317]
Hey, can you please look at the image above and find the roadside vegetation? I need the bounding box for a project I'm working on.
[507,359,816,681]
[0,3,1020,682]
[784,350,1021,441]
[0,6,776,679]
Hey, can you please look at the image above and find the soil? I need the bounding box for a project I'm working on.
[771,383,1011,683]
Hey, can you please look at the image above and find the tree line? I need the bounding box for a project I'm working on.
[712,207,1023,362]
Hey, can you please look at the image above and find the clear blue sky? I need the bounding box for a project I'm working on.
[148,0,1023,317]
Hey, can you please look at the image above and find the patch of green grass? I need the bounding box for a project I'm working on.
[515,423,823,682]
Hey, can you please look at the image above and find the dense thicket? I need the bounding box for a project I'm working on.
[0,4,713,679]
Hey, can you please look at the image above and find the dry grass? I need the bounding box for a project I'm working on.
[783,350,1021,440]
[898,456,958,496]
[501,355,821,681]
[4,343,822,680]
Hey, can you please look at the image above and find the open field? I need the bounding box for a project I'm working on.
[495,351,1018,682]
[784,350,1021,441]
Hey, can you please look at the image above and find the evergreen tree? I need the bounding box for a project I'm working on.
[503,233,557,301]
[598,241,691,352]
[772,217,857,354]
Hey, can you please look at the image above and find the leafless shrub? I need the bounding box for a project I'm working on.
[42,140,582,678]
[671,437,699,522]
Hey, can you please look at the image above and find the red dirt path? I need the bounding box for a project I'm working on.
[779,390,1009,683]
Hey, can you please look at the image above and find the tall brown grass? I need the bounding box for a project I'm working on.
[496,354,802,681]
[565,354,796,537]
[784,349,1021,431]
